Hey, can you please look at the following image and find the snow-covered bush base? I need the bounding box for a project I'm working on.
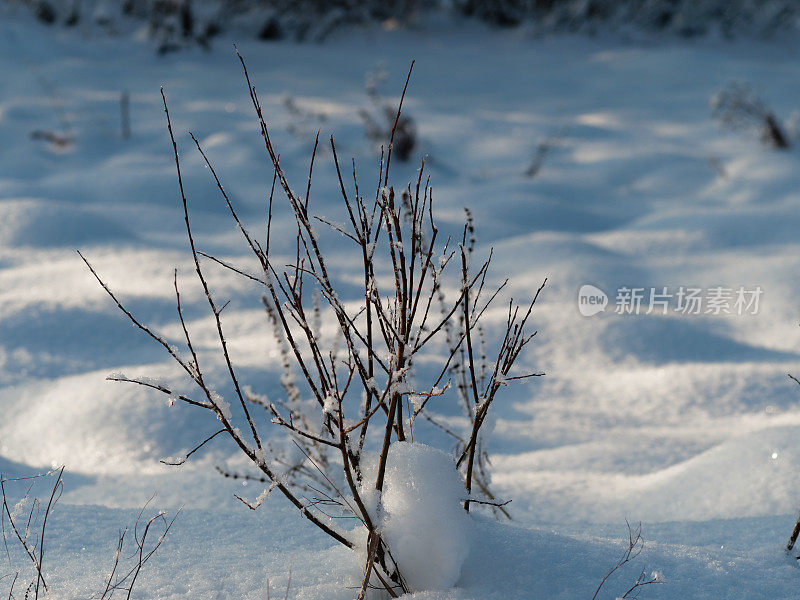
[359,442,470,592]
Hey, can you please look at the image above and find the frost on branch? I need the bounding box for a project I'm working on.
[79,53,545,598]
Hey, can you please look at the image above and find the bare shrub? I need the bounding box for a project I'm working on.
[0,468,176,600]
[711,82,790,149]
[359,64,417,163]
[29,129,73,149]
[28,74,74,151]
[0,468,63,600]
[79,53,545,596]
[525,127,567,178]
[591,521,662,600]
[96,495,179,600]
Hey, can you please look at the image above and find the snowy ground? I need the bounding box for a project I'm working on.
[3,11,800,599]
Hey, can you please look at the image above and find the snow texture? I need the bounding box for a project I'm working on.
[379,442,470,591]
[3,8,800,599]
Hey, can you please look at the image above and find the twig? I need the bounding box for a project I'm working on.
[160,429,226,466]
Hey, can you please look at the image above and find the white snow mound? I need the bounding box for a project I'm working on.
[379,441,470,592]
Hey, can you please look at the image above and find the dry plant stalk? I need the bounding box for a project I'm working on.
[96,495,179,600]
[1,469,176,600]
[786,375,800,553]
[712,82,790,149]
[591,521,661,600]
[359,63,416,163]
[1,468,63,600]
[79,53,544,596]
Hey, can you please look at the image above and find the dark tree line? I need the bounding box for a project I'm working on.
[7,0,800,47]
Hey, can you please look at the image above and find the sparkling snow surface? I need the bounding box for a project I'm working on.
[3,11,800,598]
